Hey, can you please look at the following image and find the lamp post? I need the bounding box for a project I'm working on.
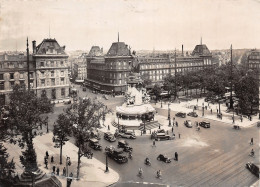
[117,114,120,130]
[105,155,109,172]
[168,102,171,120]
[202,102,204,116]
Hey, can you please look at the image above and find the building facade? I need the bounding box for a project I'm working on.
[0,38,70,105]
[33,39,70,100]
[0,53,36,106]
[85,41,214,94]
[247,49,260,110]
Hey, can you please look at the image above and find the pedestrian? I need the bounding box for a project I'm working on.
[108,125,110,131]
[150,129,151,134]
[217,109,218,114]
[210,109,212,114]
[250,116,252,121]
[171,127,173,133]
[159,124,161,129]
[167,130,168,135]
[45,159,48,169]
[250,138,253,145]
[56,167,60,176]
[173,117,175,121]
[141,131,142,136]
[51,156,54,163]
[46,151,49,159]
[241,116,243,122]
[52,136,55,143]
[175,152,178,161]
[153,140,156,147]
[176,121,178,127]
[52,165,56,174]
[63,167,66,176]
[179,133,180,139]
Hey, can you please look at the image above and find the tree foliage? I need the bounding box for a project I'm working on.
[64,98,111,179]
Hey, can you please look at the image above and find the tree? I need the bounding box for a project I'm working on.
[235,70,259,115]
[65,99,111,179]
[151,84,162,102]
[7,84,53,173]
[53,114,72,165]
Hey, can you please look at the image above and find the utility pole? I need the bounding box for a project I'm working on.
[27,37,30,91]
[230,44,233,109]
[174,48,177,100]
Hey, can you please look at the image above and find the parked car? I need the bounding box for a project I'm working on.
[184,120,192,128]
[155,133,173,141]
[89,139,102,150]
[175,112,186,118]
[246,162,259,177]
[199,121,211,128]
[157,154,171,163]
[187,112,198,117]
[105,146,128,164]
[104,132,116,142]
[118,140,133,152]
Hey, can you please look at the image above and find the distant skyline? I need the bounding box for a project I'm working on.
[0,0,260,52]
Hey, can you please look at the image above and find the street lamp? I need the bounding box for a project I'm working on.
[168,102,171,120]
[117,113,120,130]
[202,102,204,116]
[105,155,109,172]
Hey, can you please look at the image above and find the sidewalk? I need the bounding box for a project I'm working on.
[5,132,119,187]
[152,98,259,128]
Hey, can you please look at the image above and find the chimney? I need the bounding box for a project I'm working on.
[32,40,36,54]
[182,44,184,56]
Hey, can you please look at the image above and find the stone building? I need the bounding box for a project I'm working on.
[0,53,35,105]
[33,38,70,100]
[85,39,214,94]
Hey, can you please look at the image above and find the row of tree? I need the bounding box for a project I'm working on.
[0,84,110,185]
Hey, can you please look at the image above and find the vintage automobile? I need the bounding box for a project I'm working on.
[155,133,172,141]
[175,112,186,118]
[187,112,198,117]
[90,130,101,140]
[184,120,193,128]
[89,139,102,150]
[105,146,128,164]
[115,130,136,139]
[157,154,171,163]
[199,121,211,128]
[104,132,116,142]
[118,140,133,152]
[246,162,259,177]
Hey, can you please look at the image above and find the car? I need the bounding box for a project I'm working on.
[175,112,186,118]
[187,112,198,117]
[246,162,259,177]
[105,146,128,164]
[257,122,260,127]
[157,154,171,163]
[88,138,102,150]
[104,132,116,142]
[82,87,87,91]
[117,140,133,152]
[184,120,192,128]
[115,131,136,139]
[199,121,211,128]
[155,133,173,141]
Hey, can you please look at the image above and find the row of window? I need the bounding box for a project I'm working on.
[39,60,66,68]
[0,72,34,80]
[39,70,65,77]
[0,61,26,69]
[139,62,209,70]
[40,78,65,87]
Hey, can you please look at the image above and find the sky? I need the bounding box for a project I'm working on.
[0,0,260,52]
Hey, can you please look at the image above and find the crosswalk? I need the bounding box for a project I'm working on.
[111,121,160,131]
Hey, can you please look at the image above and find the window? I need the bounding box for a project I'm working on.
[51,71,54,77]
[60,78,64,85]
[60,61,64,66]
[51,89,56,99]
[9,62,14,68]
[0,74,3,80]
[10,73,14,80]
[0,82,4,90]
[51,61,54,67]
[20,80,25,85]
[29,72,33,79]
[51,79,55,86]
[40,61,44,67]
[61,88,65,97]
[30,80,34,88]
[19,73,24,79]
[61,71,64,76]
[41,79,45,87]
[41,71,45,77]
[10,81,15,87]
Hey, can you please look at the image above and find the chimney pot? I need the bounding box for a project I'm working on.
[32,40,36,54]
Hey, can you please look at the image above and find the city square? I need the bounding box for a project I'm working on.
[0,0,260,187]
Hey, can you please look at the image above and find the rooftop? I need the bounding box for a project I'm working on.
[191,44,211,56]
[35,38,67,55]
[107,42,131,56]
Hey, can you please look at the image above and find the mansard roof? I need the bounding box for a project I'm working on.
[191,44,211,56]
[107,42,131,56]
[35,38,67,55]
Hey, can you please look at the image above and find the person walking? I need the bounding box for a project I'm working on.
[175,152,178,161]
[56,167,60,176]
[217,109,218,114]
[176,121,178,127]
[46,151,49,159]
[108,125,110,131]
[51,156,54,163]
[63,167,66,176]
[179,133,181,139]
[210,109,212,114]
[44,158,48,169]
[250,138,253,145]
[153,140,156,147]
[52,165,56,174]
[171,127,174,133]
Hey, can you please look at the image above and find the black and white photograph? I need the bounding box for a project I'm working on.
[0,0,259,186]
